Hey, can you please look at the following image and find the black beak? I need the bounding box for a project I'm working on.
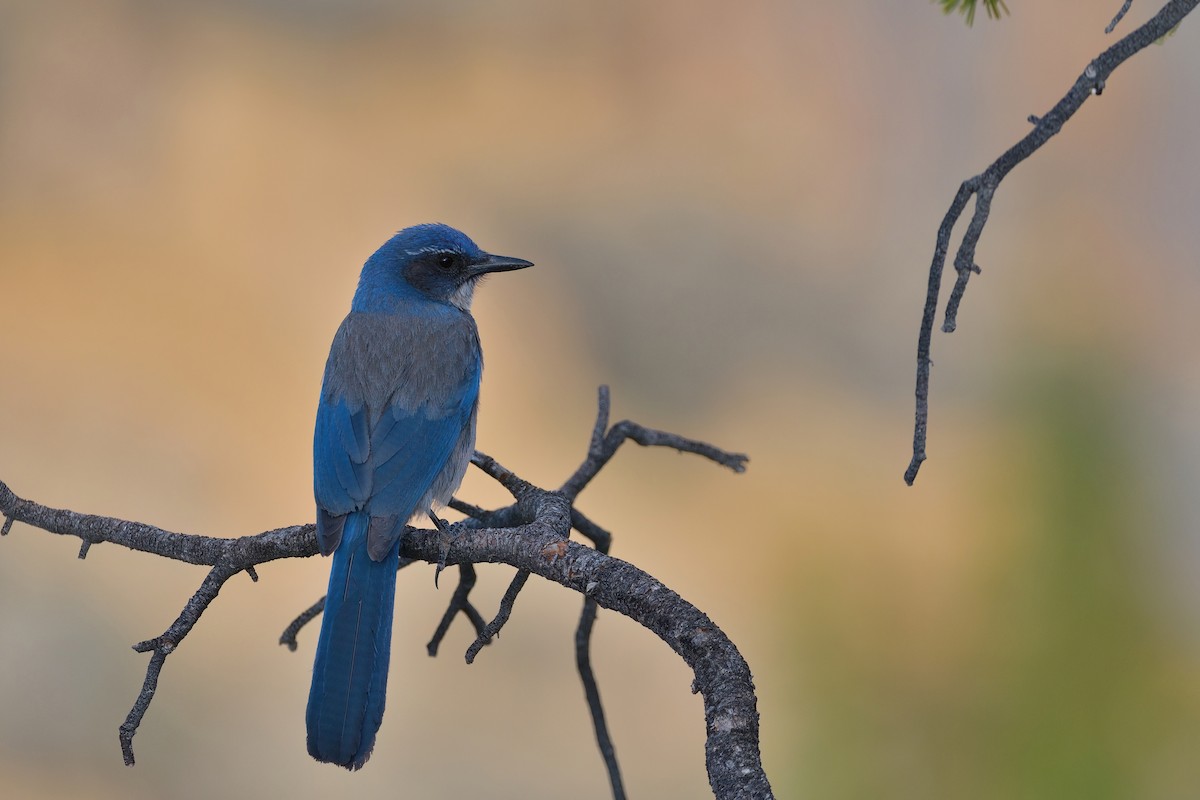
[468,253,534,278]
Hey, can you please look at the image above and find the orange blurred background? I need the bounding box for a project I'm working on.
[1,2,1199,798]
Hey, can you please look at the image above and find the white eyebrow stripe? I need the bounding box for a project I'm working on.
[405,246,460,257]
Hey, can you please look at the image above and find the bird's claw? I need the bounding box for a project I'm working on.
[428,510,455,588]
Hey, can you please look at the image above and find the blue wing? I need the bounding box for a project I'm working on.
[312,314,481,556]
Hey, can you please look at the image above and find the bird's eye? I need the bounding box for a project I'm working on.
[437,254,456,271]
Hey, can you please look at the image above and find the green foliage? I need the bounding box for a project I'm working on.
[937,0,1010,25]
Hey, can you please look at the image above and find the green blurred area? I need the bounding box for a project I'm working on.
[791,357,1198,799]
[1,2,1198,798]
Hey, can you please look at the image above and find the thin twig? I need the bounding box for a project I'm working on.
[589,385,613,453]
[120,649,167,766]
[1107,0,1135,32]
[572,505,625,800]
[279,597,326,652]
[471,450,537,500]
[561,388,748,502]
[448,498,491,520]
[576,596,625,800]
[122,562,240,764]
[905,0,1199,485]
[571,508,612,552]
[465,569,531,664]
[427,563,488,656]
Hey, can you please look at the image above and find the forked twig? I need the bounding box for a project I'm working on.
[905,0,1198,485]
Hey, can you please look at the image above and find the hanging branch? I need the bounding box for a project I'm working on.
[905,0,1198,485]
[0,387,766,800]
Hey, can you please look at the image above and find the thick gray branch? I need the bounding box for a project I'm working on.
[401,516,771,800]
[0,388,768,799]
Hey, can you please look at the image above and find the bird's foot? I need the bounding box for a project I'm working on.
[428,510,456,588]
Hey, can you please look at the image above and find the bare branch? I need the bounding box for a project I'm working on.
[572,507,625,800]
[589,384,613,453]
[0,479,316,565]
[395,515,772,798]
[471,450,538,500]
[0,388,766,798]
[571,508,612,552]
[1107,0,1136,32]
[426,563,488,657]
[448,497,491,520]
[279,597,326,652]
[464,569,531,663]
[577,594,625,800]
[905,0,1199,485]
[561,385,748,502]
[122,562,240,764]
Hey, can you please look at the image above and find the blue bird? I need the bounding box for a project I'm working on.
[306,223,532,769]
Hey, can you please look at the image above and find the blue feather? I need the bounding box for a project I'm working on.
[305,224,530,770]
[306,511,397,769]
[370,405,472,508]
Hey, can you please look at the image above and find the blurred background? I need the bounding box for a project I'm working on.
[1,1,1198,797]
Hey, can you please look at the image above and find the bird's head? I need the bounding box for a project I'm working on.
[354,223,533,313]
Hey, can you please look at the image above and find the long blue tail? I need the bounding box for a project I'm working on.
[306,511,399,769]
